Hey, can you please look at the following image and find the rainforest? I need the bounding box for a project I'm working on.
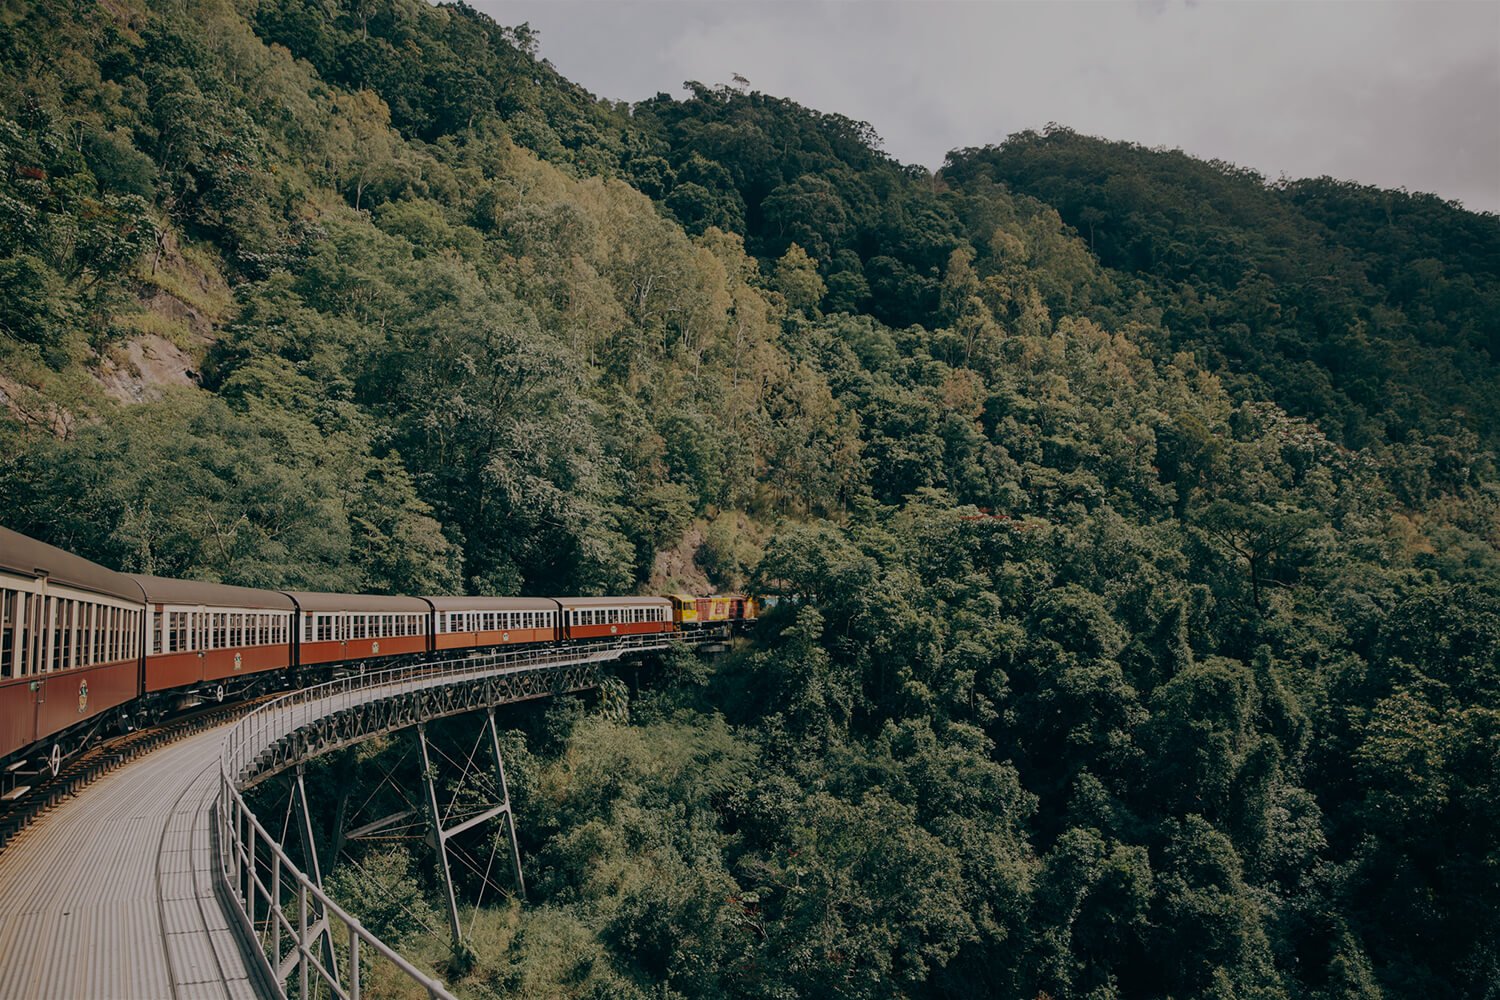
[1,0,1497,996]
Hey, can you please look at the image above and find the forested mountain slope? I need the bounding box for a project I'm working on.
[1,0,1497,997]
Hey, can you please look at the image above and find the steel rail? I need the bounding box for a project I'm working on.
[215,634,682,1000]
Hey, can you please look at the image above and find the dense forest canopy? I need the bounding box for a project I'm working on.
[1,0,1497,997]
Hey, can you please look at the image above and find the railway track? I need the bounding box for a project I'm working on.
[0,693,278,852]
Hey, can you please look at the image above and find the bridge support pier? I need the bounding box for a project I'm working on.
[416,708,525,961]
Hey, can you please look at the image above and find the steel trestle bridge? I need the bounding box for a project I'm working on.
[0,634,683,999]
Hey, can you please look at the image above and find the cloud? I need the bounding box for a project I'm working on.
[475,0,1500,212]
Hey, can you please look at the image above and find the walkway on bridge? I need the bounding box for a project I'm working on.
[0,634,680,1000]
[0,720,264,1000]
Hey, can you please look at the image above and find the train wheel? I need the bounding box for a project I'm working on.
[47,743,61,778]
[213,684,225,703]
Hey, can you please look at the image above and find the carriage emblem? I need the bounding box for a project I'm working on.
[372,641,380,654]
[77,680,88,714]
[502,632,510,642]
[233,652,243,671]
[610,625,618,634]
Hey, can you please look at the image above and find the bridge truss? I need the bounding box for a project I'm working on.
[217,634,683,1000]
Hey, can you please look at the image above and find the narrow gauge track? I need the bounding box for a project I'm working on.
[0,693,278,852]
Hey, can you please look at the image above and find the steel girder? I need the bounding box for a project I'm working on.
[240,661,604,790]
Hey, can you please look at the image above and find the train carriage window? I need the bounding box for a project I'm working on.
[79,603,91,666]
[10,592,25,677]
[55,599,70,671]
[316,615,330,643]
[212,613,224,649]
[26,595,40,675]
[1,590,13,677]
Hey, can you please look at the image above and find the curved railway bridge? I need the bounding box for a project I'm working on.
[0,634,681,1000]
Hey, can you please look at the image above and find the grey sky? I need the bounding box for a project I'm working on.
[470,0,1500,214]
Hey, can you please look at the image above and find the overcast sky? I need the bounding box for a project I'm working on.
[470,0,1500,215]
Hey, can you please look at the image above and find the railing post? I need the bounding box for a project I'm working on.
[245,819,256,934]
[349,923,361,1000]
[298,881,309,1000]
[270,850,281,971]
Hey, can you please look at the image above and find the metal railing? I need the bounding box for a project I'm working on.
[215,634,681,1000]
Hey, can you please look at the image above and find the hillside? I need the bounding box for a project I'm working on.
[2,0,1498,997]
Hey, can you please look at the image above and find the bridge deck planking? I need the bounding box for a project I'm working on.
[0,723,261,1000]
[0,641,680,1000]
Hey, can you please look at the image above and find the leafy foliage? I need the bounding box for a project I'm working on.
[2,0,1497,996]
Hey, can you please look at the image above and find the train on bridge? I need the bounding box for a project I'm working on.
[0,527,756,796]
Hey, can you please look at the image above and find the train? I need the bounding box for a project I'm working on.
[0,527,756,798]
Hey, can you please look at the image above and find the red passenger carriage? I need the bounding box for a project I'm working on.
[0,529,144,773]
[285,591,431,668]
[133,575,294,698]
[558,596,673,642]
[426,596,560,652]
